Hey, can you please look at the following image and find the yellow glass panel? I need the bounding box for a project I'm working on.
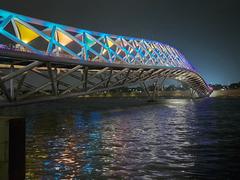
[107,39,114,47]
[14,21,39,43]
[102,39,114,54]
[56,30,73,46]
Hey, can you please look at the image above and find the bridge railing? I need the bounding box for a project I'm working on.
[0,9,198,71]
[0,44,78,60]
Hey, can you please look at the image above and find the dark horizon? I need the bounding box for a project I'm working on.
[1,0,239,84]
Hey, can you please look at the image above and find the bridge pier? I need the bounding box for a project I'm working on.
[0,117,25,180]
[47,63,58,96]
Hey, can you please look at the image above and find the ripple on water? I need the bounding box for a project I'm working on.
[3,98,239,179]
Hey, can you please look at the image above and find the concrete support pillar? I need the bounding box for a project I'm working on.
[47,63,58,96]
[83,66,88,91]
[0,118,9,180]
[10,64,15,100]
[0,117,25,180]
[9,118,25,180]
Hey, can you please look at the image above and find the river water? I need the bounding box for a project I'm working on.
[1,97,240,179]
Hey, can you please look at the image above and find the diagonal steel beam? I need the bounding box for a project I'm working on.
[16,72,28,95]
[61,67,109,94]
[19,65,82,99]
[110,68,131,87]
[87,68,129,92]
[1,61,42,82]
[0,81,12,101]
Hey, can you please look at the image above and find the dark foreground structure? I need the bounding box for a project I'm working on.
[0,9,212,104]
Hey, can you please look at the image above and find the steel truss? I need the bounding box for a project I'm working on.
[0,9,212,103]
[0,59,210,103]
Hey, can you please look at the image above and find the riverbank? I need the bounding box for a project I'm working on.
[83,90,192,98]
[1,89,240,108]
[210,89,240,97]
[0,90,194,107]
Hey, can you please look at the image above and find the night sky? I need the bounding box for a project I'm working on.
[1,0,239,84]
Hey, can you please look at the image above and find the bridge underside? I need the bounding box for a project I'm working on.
[0,50,210,105]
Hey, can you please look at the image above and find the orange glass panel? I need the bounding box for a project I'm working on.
[56,30,73,46]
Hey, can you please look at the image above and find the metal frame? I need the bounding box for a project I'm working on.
[0,9,212,103]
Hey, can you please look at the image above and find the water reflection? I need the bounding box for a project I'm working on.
[26,112,104,179]
[1,98,240,179]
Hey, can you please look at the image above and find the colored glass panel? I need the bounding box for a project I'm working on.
[14,20,39,43]
[107,39,113,47]
[56,30,73,46]
[85,35,95,47]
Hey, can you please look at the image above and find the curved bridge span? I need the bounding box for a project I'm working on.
[0,9,212,103]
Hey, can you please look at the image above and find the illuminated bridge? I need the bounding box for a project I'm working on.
[0,9,212,104]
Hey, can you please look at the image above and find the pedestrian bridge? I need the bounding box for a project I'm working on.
[0,9,212,104]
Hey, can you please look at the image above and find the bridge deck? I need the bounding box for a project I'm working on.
[0,9,212,104]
